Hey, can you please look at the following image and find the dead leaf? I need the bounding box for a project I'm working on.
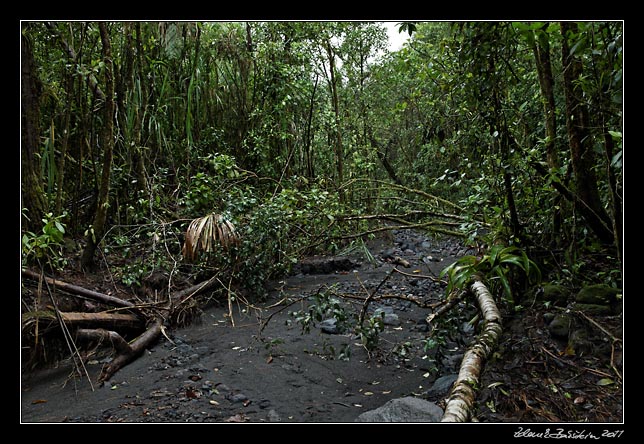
[382,390,392,394]
[186,388,200,399]
[573,396,585,405]
[364,391,374,396]
[209,400,220,406]
[31,399,47,405]
[353,404,363,408]
[243,400,252,407]
[266,356,273,364]
[224,413,248,423]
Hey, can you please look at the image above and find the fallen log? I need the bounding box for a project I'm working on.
[441,278,503,422]
[22,269,134,308]
[76,328,132,355]
[22,310,143,330]
[94,319,163,384]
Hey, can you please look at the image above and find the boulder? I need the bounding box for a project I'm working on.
[572,303,612,316]
[568,329,592,356]
[355,397,443,422]
[540,284,571,305]
[575,284,620,306]
[320,318,340,334]
[425,374,458,400]
[548,314,571,338]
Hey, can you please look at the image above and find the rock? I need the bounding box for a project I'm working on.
[266,409,281,422]
[543,312,556,324]
[355,397,443,422]
[414,319,429,333]
[381,249,396,260]
[258,399,271,409]
[226,392,249,403]
[575,284,620,306]
[548,314,571,338]
[568,329,592,356]
[374,307,400,326]
[572,303,612,316]
[441,353,464,371]
[425,374,458,399]
[383,313,400,326]
[460,321,475,335]
[374,306,395,315]
[320,318,340,334]
[540,284,571,305]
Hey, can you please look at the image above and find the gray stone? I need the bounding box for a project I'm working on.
[355,397,443,422]
[226,392,249,403]
[543,312,556,324]
[575,284,620,306]
[425,374,458,399]
[383,313,400,326]
[320,318,340,334]
[266,409,281,422]
[568,329,592,356]
[548,314,571,338]
[460,321,475,335]
[441,353,464,370]
[374,306,395,315]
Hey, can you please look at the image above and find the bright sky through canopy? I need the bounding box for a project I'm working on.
[383,22,410,51]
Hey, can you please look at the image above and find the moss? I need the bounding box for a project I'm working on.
[541,284,571,305]
[575,284,620,306]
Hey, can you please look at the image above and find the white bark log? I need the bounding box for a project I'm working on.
[441,279,503,422]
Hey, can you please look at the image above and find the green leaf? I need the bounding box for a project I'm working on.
[596,378,615,386]
[608,130,622,140]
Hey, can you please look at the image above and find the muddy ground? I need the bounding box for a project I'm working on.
[20,230,624,424]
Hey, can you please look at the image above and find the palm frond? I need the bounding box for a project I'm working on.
[182,213,240,262]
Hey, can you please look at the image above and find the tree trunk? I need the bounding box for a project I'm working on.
[325,39,344,200]
[45,22,106,104]
[442,279,502,422]
[22,268,135,308]
[21,24,47,231]
[94,319,163,383]
[27,312,142,330]
[560,22,613,244]
[81,23,115,269]
[531,24,562,243]
[304,75,318,180]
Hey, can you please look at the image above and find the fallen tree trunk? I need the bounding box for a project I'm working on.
[93,319,163,384]
[22,269,134,308]
[23,310,142,330]
[442,279,503,422]
[76,328,132,355]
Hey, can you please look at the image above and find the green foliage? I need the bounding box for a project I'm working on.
[290,287,350,334]
[355,312,385,352]
[227,182,343,297]
[22,211,68,271]
[441,245,541,306]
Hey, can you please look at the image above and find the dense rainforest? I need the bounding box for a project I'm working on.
[21,21,623,424]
